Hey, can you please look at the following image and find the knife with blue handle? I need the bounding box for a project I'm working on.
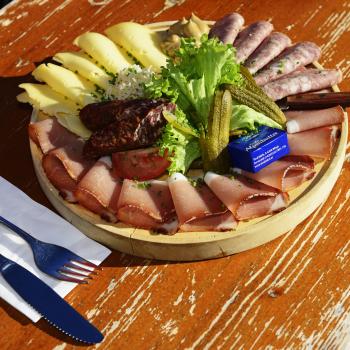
[0,254,103,344]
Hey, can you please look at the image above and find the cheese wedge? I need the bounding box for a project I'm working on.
[105,22,167,72]
[53,51,111,90]
[17,84,91,139]
[57,116,92,139]
[32,63,97,106]
[73,32,132,74]
[17,83,79,116]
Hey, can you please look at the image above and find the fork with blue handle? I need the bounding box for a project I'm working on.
[0,214,100,283]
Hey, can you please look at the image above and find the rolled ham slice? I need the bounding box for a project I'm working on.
[204,172,288,220]
[168,173,237,232]
[117,179,178,234]
[262,69,342,101]
[286,106,344,133]
[75,157,122,222]
[254,42,321,85]
[209,13,244,44]
[233,21,273,63]
[233,155,315,192]
[288,126,339,159]
[244,32,291,74]
[42,139,94,202]
[29,118,79,154]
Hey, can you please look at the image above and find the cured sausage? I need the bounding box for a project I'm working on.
[254,42,321,85]
[209,13,244,44]
[79,99,164,131]
[262,69,342,101]
[233,21,273,63]
[244,32,291,74]
[83,100,175,158]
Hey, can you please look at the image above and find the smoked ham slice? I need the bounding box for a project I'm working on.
[75,157,122,222]
[286,106,344,133]
[42,139,94,202]
[117,179,178,234]
[288,126,339,159]
[168,173,237,232]
[204,172,288,220]
[233,156,315,192]
[29,118,79,154]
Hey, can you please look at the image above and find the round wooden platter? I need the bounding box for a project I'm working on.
[29,21,348,261]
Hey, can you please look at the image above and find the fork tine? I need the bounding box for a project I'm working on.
[57,274,89,284]
[59,268,93,279]
[73,258,102,270]
[65,262,98,274]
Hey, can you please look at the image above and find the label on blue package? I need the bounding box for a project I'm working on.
[228,126,290,173]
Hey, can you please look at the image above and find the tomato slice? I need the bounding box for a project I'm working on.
[112,147,170,180]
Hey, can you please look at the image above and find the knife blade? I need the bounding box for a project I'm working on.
[0,254,103,344]
[277,92,350,110]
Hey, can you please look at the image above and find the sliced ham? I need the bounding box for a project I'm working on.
[233,155,315,192]
[204,172,288,220]
[75,157,122,222]
[29,118,79,154]
[254,42,321,85]
[244,32,291,74]
[262,69,342,101]
[233,21,273,63]
[288,126,339,159]
[286,106,344,133]
[117,179,178,234]
[209,13,244,44]
[168,173,237,232]
[42,139,94,202]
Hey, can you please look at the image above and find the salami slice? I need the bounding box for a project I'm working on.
[244,32,291,74]
[254,42,321,85]
[209,13,244,44]
[83,100,175,158]
[262,69,342,101]
[233,21,273,63]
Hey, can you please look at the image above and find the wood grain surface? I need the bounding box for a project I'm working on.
[0,0,349,349]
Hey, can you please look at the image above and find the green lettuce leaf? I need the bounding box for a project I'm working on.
[158,123,201,174]
[147,35,243,131]
[230,104,283,135]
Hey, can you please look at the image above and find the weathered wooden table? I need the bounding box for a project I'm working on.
[0,0,349,349]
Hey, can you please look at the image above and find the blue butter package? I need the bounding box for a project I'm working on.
[228,126,290,173]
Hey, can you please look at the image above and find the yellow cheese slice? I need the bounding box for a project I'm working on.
[105,22,167,72]
[73,32,132,74]
[17,83,79,116]
[32,63,97,106]
[57,116,92,139]
[17,83,91,139]
[53,51,111,90]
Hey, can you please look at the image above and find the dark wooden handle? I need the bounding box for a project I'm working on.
[286,92,350,110]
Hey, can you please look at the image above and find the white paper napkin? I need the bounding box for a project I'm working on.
[0,176,111,322]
